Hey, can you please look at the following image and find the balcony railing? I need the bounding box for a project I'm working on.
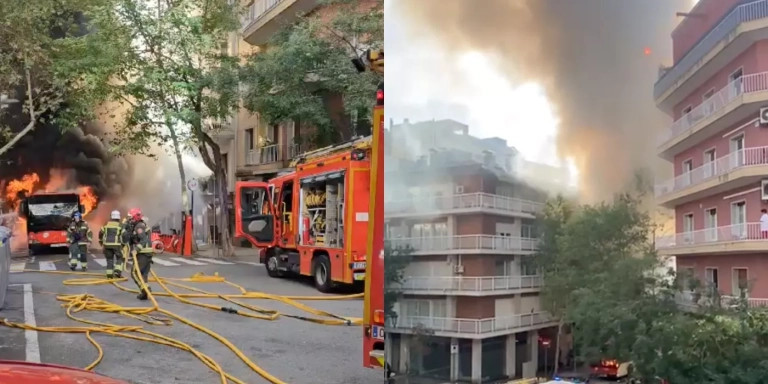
[394,312,551,335]
[241,0,285,30]
[388,235,538,253]
[246,144,279,165]
[656,222,768,249]
[245,143,305,166]
[386,193,542,217]
[677,291,768,309]
[658,72,768,147]
[655,146,768,197]
[654,0,768,99]
[399,275,542,292]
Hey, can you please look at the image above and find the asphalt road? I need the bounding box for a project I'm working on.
[0,249,381,384]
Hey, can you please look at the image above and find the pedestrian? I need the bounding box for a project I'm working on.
[67,211,92,271]
[128,209,155,300]
[99,210,125,279]
[761,208,768,239]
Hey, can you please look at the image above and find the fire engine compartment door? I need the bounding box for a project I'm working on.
[235,182,275,246]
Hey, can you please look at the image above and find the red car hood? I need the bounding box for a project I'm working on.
[0,360,128,384]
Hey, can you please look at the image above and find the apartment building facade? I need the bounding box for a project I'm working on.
[385,144,559,382]
[654,0,768,303]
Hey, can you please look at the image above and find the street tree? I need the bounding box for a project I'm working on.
[92,0,240,256]
[0,0,120,155]
[241,0,383,148]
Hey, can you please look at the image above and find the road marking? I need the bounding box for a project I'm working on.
[92,258,107,267]
[238,261,263,266]
[152,258,181,266]
[23,284,41,363]
[169,257,207,266]
[38,261,56,271]
[29,256,35,264]
[197,257,235,265]
[10,263,25,273]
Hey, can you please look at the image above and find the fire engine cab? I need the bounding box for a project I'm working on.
[235,137,372,292]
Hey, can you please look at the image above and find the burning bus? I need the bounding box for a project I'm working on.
[20,192,85,255]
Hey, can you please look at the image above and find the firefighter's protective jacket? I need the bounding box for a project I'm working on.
[132,221,154,254]
[67,220,92,245]
[99,220,124,248]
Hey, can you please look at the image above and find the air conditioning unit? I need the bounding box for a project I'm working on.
[760,107,768,125]
[762,179,768,200]
[453,265,464,274]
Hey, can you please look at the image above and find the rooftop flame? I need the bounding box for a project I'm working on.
[2,170,99,215]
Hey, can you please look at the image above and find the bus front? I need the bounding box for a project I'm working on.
[23,193,82,254]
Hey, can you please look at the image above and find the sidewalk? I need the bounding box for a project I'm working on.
[193,245,259,261]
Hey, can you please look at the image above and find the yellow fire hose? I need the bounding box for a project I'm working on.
[0,251,364,384]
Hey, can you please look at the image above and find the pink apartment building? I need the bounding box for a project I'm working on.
[655,0,768,302]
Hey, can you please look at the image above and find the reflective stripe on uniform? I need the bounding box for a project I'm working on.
[101,221,123,246]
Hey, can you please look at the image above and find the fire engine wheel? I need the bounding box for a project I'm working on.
[313,254,333,293]
[265,254,284,278]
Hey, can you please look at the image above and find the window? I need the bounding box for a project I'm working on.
[245,128,254,151]
[705,268,718,291]
[705,208,717,241]
[731,201,746,238]
[732,268,748,297]
[682,105,692,115]
[402,299,447,318]
[520,256,537,276]
[730,135,745,168]
[681,159,693,187]
[730,67,743,97]
[679,267,695,291]
[703,149,716,178]
[683,213,694,244]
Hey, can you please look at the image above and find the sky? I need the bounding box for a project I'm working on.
[385,0,698,200]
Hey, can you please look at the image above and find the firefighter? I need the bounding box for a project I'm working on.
[67,211,92,271]
[128,209,154,300]
[99,210,125,279]
[120,212,133,270]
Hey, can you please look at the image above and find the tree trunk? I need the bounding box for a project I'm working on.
[553,319,564,376]
[197,128,234,258]
[0,68,35,157]
[168,125,189,212]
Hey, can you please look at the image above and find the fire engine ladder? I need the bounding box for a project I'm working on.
[289,135,372,167]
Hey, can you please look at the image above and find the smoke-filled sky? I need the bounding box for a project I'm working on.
[386,0,697,201]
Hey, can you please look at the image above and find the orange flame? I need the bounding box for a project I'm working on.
[5,173,40,210]
[78,186,98,215]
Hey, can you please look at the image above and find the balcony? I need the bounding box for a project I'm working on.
[398,275,542,296]
[654,0,768,110]
[677,290,768,311]
[657,71,768,159]
[388,235,538,255]
[656,222,768,256]
[385,193,543,219]
[241,0,319,46]
[203,118,234,141]
[655,146,768,207]
[390,312,555,339]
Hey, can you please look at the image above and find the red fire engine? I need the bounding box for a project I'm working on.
[234,136,372,292]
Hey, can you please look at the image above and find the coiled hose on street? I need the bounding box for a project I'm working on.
[0,252,364,384]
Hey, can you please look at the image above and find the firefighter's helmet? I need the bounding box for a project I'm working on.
[110,210,120,220]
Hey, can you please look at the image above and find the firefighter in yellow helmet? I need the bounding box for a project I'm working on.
[99,210,125,279]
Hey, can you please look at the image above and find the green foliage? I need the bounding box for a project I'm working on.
[0,0,120,148]
[383,242,413,321]
[538,191,768,383]
[84,0,240,162]
[241,0,382,147]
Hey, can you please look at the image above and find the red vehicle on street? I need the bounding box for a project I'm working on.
[20,192,85,255]
[0,360,128,383]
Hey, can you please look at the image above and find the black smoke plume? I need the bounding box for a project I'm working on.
[392,0,691,201]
